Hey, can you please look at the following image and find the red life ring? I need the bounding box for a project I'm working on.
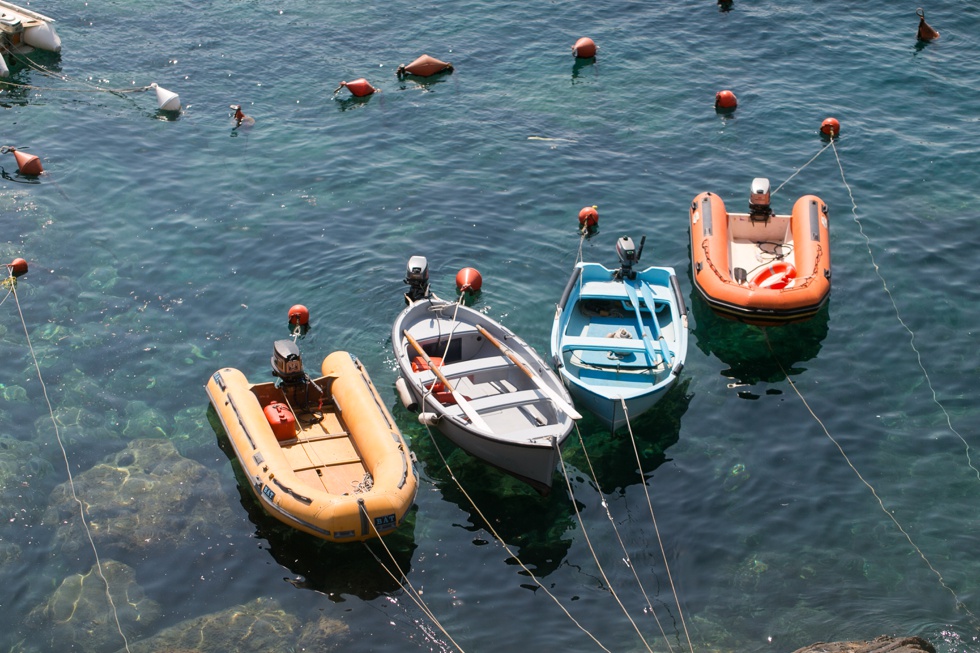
[750,261,797,290]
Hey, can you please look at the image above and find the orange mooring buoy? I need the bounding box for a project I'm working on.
[6,258,28,278]
[456,268,483,294]
[820,117,840,137]
[397,54,454,78]
[572,37,597,59]
[4,147,43,176]
[230,105,255,128]
[916,8,940,41]
[288,304,310,327]
[578,205,599,234]
[335,78,378,98]
[715,90,737,111]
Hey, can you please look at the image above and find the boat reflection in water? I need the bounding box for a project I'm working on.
[690,286,830,398]
[209,405,418,601]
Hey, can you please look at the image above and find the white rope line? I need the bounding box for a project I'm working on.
[5,271,133,653]
[570,422,676,653]
[422,421,613,652]
[360,510,465,652]
[829,139,979,482]
[763,329,977,625]
[770,140,834,198]
[619,399,695,653]
[557,440,655,653]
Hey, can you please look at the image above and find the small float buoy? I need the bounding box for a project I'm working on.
[230,105,255,128]
[456,267,483,294]
[6,258,28,278]
[0,55,9,79]
[335,78,378,98]
[715,90,737,111]
[572,37,597,59]
[397,54,454,78]
[820,117,840,138]
[916,8,940,41]
[288,304,310,327]
[5,147,44,176]
[578,205,599,235]
[150,83,181,112]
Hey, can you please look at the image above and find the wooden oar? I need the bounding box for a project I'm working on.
[637,282,673,369]
[403,330,493,434]
[623,281,668,368]
[474,324,582,420]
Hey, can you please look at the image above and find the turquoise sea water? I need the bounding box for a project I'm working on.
[3,1,980,651]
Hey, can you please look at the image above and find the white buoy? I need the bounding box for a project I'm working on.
[150,83,181,112]
[418,412,440,427]
[23,23,61,53]
[0,55,9,79]
[395,377,418,412]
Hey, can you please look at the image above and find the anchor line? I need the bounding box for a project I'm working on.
[828,139,979,482]
[359,507,464,653]
[567,413,689,653]
[770,139,834,198]
[763,329,978,627]
[618,400,695,653]
[4,269,134,653]
[557,434,656,653]
[419,420,613,652]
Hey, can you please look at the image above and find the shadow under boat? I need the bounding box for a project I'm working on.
[391,376,691,579]
[688,277,830,393]
[208,405,418,601]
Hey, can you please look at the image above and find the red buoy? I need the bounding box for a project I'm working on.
[6,258,28,277]
[578,205,599,229]
[820,117,840,137]
[916,8,940,41]
[11,148,43,176]
[397,54,454,78]
[572,37,597,59]
[288,304,310,326]
[336,78,378,97]
[715,90,737,111]
[456,267,483,294]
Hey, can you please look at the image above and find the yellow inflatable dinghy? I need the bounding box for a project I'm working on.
[207,341,417,542]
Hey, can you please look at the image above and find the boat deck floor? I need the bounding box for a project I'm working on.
[252,385,368,496]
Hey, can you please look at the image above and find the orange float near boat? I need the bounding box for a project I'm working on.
[689,178,831,325]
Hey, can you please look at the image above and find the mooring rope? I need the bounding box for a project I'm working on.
[557,436,655,653]
[619,400,695,653]
[421,421,613,652]
[3,270,134,653]
[763,329,977,626]
[827,139,979,482]
[359,508,465,653]
[566,420,678,653]
[2,51,152,99]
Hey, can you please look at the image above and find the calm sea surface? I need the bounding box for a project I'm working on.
[2,1,979,651]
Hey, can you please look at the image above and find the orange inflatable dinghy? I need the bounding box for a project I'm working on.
[689,178,831,325]
[397,54,454,78]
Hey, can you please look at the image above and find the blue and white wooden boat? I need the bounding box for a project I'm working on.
[550,236,689,432]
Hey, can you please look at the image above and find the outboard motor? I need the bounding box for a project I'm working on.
[615,235,645,280]
[749,177,773,222]
[404,255,431,303]
[271,339,305,385]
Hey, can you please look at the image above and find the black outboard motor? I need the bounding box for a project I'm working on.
[749,177,773,222]
[615,235,645,280]
[271,339,305,386]
[404,255,431,303]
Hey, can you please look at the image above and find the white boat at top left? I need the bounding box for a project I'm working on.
[1,0,61,78]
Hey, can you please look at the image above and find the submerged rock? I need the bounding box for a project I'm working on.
[26,559,161,653]
[45,438,235,557]
[791,636,935,653]
[121,596,348,653]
